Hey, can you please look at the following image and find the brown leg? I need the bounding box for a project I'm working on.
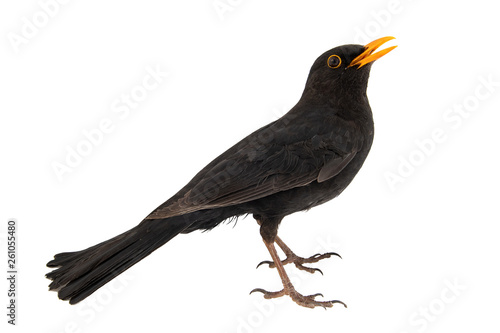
[251,238,346,309]
[256,235,341,274]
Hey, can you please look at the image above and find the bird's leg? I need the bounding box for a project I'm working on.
[251,238,346,309]
[256,236,340,275]
[252,217,345,309]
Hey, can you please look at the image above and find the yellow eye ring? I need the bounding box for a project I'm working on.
[327,54,341,69]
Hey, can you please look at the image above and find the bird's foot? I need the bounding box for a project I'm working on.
[250,286,346,309]
[257,250,340,275]
[253,231,344,309]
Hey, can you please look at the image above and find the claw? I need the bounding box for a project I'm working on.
[311,267,323,275]
[249,288,266,295]
[308,293,324,299]
[251,286,346,308]
[250,288,285,299]
[327,300,347,308]
[256,260,274,269]
[325,252,342,259]
[257,250,340,274]
[295,264,323,275]
[307,252,341,262]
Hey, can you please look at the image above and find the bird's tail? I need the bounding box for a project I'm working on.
[46,216,191,304]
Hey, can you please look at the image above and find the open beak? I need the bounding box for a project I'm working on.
[348,36,397,68]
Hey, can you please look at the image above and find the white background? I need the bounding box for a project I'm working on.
[1,1,500,332]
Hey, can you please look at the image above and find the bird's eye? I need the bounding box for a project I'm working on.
[327,55,341,69]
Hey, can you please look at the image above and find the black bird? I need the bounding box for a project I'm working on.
[47,37,396,308]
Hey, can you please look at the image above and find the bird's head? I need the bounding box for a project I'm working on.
[301,36,397,107]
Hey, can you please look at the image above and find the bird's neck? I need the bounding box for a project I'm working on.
[299,84,371,118]
[302,68,371,106]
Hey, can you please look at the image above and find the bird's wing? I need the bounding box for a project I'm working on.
[317,150,357,183]
[147,118,364,219]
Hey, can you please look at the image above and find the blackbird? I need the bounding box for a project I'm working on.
[47,37,396,309]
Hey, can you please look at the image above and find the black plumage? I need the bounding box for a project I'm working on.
[47,37,396,308]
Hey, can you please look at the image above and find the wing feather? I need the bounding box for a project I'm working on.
[146,116,364,219]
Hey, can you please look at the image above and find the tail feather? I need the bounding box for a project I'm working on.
[46,217,191,304]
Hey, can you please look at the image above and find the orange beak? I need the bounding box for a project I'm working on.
[348,36,397,68]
